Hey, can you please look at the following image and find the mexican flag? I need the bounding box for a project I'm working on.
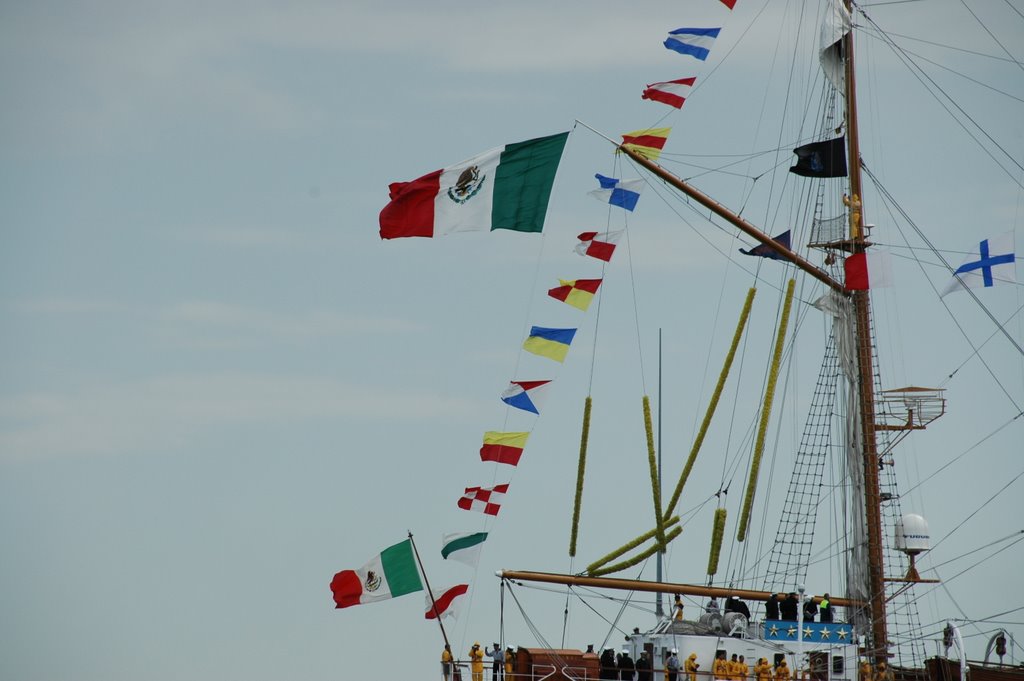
[330,539,423,609]
[379,132,569,239]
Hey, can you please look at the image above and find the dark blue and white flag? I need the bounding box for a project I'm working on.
[500,380,552,415]
[739,230,792,261]
[589,174,643,211]
[941,233,1016,296]
[664,27,721,61]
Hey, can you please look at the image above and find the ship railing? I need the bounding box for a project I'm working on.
[524,663,593,680]
[446,661,594,681]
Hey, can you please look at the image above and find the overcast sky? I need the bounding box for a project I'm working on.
[1,1,1022,680]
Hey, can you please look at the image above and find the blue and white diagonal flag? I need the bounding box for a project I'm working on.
[941,232,1016,297]
[664,27,721,61]
[589,174,643,211]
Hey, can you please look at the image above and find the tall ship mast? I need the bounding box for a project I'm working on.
[355,1,1023,678]
[498,0,963,676]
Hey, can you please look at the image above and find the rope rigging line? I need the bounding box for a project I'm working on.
[503,580,582,672]
[863,163,1024,410]
[928,466,1024,555]
[857,8,1024,187]
[861,26,1023,63]
[954,0,1024,75]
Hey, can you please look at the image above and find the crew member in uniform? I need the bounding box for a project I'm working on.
[819,594,833,623]
[469,642,485,681]
[685,653,700,681]
[775,659,791,681]
[636,650,653,681]
[713,652,730,681]
[442,644,454,681]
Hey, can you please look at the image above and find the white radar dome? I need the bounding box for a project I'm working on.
[895,513,930,554]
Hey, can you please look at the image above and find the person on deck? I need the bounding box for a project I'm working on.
[673,594,685,621]
[803,597,818,623]
[755,658,772,681]
[775,659,791,681]
[666,650,681,681]
[765,594,780,620]
[713,651,730,680]
[505,647,516,680]
[780,593,799,620]
[686,653,700,681]
[738,656,749,681]
[729,654,740,681]
[874,662,893,681]
[858,660,873,681]
[442,644,454,681]
[486,643,504,681]
[707,597,720,614]
[636,650,653,681]
[725,597,751,619]
[819,594,833,623]
[601,647,618,680]
[619,648,636,681]
[469,643,485,681]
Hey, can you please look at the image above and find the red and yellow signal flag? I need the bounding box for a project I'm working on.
[547,278,603,312]
[620,127,671,160]
[479,431,530,466]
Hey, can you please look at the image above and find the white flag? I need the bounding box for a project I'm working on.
[441,531,487,567]
[425,584,469,621]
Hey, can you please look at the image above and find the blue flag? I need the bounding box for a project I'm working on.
[500,380,552,415]
[588,174,643,212]
[739,230,791,261]
[523,327,577,363]
[664,27,721,61]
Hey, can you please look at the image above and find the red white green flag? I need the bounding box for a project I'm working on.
[330,539,423,609]
[379,132,569,239]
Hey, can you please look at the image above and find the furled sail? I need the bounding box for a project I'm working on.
[820,0,852,92]
[814,290,871,631]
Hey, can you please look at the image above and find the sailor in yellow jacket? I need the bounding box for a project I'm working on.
[469,642,485,681]
[441,644,454,681]
[673,594,685,621]
[774,659,791,681]
[738,656,749,681]
[685,652,700,681]
[713,652,730,680]
[728,654,740,681]
[754,658,772,681]
[858,660,873,681]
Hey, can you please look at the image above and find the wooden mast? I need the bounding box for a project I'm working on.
[592,4,889,661]
[843,0,890,664]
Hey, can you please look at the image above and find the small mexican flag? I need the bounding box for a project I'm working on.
[379,132,569,239]
[330,539,423,609]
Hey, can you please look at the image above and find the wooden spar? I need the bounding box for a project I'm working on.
[842,0,890,663]
[410,532,450,649]
[498,570,864,608]
[616,145,847,294]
